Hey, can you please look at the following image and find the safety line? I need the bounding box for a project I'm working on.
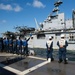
[19,61,49,75]
[28,56,46,60]
[0,63,21,74]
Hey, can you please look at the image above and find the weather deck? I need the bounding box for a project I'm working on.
[0,53,75,75]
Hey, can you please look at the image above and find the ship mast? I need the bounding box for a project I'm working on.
[53,0,67,31]
[48,0,63,21]
[72,9,75,29]
[53,0,67,32]
[41,0,63,30]
[53,0,63,16]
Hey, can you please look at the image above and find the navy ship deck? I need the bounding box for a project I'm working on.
[0,52,75,75]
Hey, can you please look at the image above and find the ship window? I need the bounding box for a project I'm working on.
[60,19,62,21]
[55,33,61,36]
[37,34,45,39]
[69,34,75,41]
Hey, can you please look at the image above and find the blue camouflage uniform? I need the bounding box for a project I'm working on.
[3,38,9,52]
[13,38,17,54]
[9,38,13,53]
[0,38,3,52]
[17,38,22,55]
[22,37,30,56]
[3,38,6,52]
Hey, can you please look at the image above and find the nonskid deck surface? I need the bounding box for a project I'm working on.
[0,53,75,75]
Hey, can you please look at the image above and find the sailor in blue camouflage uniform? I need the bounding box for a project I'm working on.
[57,34,68,64]
[13,38,17,54]
[17,37,22,55]
[9,37,13,53]
[0,38,2,52]
[3,37,6,52]
[46,36,54,62]
[3,37,9,52]
[22,37,30,56]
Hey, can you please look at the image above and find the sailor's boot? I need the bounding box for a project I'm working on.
[51,58,54,61]
[64,60,68,64]
[47,58,48,60]
[58,59,62,63]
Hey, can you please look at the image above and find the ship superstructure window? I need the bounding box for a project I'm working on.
[60,19,62,21]
[69,34,75,41]
[55,33,61,36]
[37,34,45,39]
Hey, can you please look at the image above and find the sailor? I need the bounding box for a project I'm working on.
[3,37,6,52]
[17,37,22,55]
[3,37,9,52]
[13,38,17,54]
[46,36,54,62]
[0,38,3,52]
[57,34,68,64]
[22,37,31,56]
[9,37,13,53]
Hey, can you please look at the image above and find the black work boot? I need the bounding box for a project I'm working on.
[51,58,54,61]
[64,60,68,64]
[58,59,62,63]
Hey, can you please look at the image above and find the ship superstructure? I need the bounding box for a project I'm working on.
[27,0,75,50]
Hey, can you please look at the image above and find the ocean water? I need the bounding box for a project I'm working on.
[29,48,75,61]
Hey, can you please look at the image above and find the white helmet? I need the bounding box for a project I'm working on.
[61,34,65,38]
[49,36,52,39]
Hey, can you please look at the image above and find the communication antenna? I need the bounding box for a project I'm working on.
[34,18,40,30]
